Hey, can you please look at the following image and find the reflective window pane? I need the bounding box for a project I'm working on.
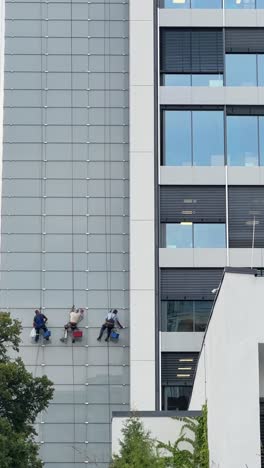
[164,0,190,8]
[226,55,257,86]
[166,224,193,248]
[193,111,224,166]
[192,74,223,87]
[161,300,213,333]
[163,74,191,86]
[257,0,264,7]
[194,301,213,332]
[258,55,264,85]
[163,386,192,411]
[164,301,194,332]
[192,0,222,7]
[194,224,226,248]
[227,116,259,166]
[164,111,192,166]
[225,0,255,8]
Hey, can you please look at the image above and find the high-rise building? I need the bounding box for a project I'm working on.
[1,0,264,466]
[0,1,129,467]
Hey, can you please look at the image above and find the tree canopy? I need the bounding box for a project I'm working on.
[0,311,54,467]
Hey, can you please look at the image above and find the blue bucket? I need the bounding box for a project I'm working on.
[110,331,119,340]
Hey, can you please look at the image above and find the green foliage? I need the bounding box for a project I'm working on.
[0,311,22,361]
[193,405,209,468]
[111,406,209,468]
[0,418,42,468]
[0,358,53,434]
[0,312,54,467]
[111,415,165,468]
[158,404,209,468]
[157,436,194,467]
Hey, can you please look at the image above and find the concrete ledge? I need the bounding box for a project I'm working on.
[161,332,204,352]
[159,248,264,268]
[160,86,264,106]
[159,248,227,268]
[112,410,202,418]
[159,9,264,28]
[160,166,264,186]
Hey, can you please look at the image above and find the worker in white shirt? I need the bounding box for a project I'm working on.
[61,306,84,343]
[97,309,124,342]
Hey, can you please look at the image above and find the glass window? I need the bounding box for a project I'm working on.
[163,386,192,411]
[192,0,222,7]
[163,74,191,86]
[164,0,190,8]
[163,301,194,332]
[192,74,223,87]
[226,55,257,86]
[227,116,259,166]
[225,0,255,8]
[193,111,224,166]
[194,224,226,248]
[257,0,264,7]
[166,224,193,248]
[164,111,192,166]
[194,301,212,332]
[162,300,213,332]
[165,223,226,248]
[258,55,264,86]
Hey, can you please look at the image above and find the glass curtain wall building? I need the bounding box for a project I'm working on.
[0,1,129,467]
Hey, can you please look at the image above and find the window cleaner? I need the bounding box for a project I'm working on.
[60,306,84,344]
[33,309,50,343]
[97,309,124,342]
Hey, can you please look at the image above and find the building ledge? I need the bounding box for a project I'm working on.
[159,8,264,28]
[161,331,204,352]
[160,86,264,106]
[160,166,264,186]
[159,248,264,268]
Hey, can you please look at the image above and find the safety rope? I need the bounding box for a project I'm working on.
[102,1,112,451]
[34,2,46,448]
[70,0,76,461]
[84,7,91,461]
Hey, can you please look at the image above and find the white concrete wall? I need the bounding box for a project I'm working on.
[112,415,193,456]
[129,0,156,410]
[190,272,264,468]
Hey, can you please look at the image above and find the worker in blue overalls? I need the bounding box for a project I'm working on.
[33,309,49,343]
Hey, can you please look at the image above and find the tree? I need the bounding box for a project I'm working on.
[0,311,54,467]
[111,415,165,468]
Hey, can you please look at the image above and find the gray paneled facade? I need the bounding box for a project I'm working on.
[1,1,129,466]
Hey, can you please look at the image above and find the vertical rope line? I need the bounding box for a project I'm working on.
[70,0,76,462]
[70,0,75,306]
[107,0,112,449]
[85,6,90,460]
[121,1,128,408]
[40,0,44,314]
[103,0,112,453]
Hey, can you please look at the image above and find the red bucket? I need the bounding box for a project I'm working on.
[72,330,83,338]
